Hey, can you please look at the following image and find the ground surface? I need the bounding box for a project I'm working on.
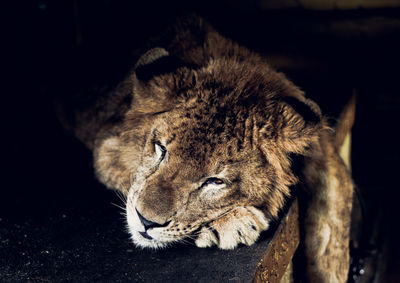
[0,201,275,282]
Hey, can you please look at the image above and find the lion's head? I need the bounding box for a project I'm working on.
[93,44,322,249]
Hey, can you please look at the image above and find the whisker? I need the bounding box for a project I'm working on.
[190,208,234,236]
[116,183,128,202]
[116,194,126,205]
[184,235,198,243]
[111,202,126,211]
[178,238,195,246]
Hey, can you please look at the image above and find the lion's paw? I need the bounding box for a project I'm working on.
[195,207,269,249]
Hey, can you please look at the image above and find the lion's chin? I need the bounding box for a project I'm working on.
[128,229,172,249]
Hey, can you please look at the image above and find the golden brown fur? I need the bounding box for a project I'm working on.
[59,16,354,282]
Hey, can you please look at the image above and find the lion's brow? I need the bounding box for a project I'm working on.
[166,133,176,145]
[151,110,171,116]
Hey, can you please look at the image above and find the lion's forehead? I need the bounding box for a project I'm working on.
[161,106,257,152]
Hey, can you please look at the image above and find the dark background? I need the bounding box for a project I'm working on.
[2,0,400,281]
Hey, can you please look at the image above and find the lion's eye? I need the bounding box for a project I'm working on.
[155,142,166,161]
[203,178,224,186]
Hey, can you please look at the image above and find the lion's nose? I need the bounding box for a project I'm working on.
[135,208,170,230]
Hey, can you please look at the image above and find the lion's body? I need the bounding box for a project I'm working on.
[58,16,354,282]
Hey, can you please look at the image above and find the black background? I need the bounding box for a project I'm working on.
[2,1,400,281]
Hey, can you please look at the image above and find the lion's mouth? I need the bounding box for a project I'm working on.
[129,229,177,249]
[139,231,153,240]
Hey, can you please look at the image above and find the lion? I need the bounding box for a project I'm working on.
[57,16,354,282]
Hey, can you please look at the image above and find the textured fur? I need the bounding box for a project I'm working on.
[58,16,354,282]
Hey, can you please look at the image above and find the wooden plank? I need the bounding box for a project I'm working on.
[254,199,300,283]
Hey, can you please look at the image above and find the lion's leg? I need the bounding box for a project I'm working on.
[302,141,353,282]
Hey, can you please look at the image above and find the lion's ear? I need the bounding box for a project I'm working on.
[280,96,321,126]
[135,47,189,82]
[280,96,322,154]
[261,95,323,154]
[132,47,197,114]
